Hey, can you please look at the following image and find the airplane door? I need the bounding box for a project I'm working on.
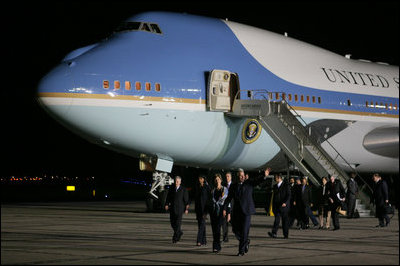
[207,69,232,112]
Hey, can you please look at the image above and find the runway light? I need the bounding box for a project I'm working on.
[66,186,75,191]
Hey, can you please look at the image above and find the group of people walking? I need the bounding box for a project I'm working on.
[163,169,392,256]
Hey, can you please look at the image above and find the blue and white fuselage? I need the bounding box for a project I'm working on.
[37,12,399,173]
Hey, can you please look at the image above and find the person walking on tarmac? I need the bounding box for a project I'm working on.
[223,168,271,256]
[268,173,291,239]
[372,173,391,227]
[165,176,190,243]
[327,175,346,231]
[194,175,211,246]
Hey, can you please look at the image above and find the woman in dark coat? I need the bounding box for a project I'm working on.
[194,175,211,246]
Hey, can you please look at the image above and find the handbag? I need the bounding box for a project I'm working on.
[336,201,347,216]
[385,203,394,215]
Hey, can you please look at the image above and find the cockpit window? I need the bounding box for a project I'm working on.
[140,23,151,32]
[150,24,162,34]
[115,22,141,32]
[115,22,162,34]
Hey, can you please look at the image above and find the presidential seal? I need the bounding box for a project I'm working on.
[242,119,262,144]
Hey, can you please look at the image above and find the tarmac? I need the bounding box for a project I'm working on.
[1,201,398,265]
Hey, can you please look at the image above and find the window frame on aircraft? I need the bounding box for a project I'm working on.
[114,22,163,35]
[155,83,161,92]
[141,23,151,32]
[103,80,109,89]
[294,94,298,102]
[114,80,121,90]
[318,97,321,104]
[145,82,151,91]
[288,94,292,101]
[347,99,351,106]
[312,96,316,104]
[150,24,162,34]
[125,81,131,90]
[300,95,304,102]
[135,81,142,91]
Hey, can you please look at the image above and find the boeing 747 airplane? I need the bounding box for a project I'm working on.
[37,11,399,204]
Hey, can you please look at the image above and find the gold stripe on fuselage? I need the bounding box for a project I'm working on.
[37,92,399,118]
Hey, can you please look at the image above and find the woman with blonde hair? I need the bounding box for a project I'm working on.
[210,173,228,253]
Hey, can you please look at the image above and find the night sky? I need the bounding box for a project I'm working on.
[3,1,399,181]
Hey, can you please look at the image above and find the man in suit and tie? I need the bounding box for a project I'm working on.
[223,168,270,256]
[294,176,319,229]
[222,172,233,242]
[268,173,291,239]
[165,176,190,243]
[346,172,359,219]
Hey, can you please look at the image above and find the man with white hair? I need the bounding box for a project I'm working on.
[165,176,190,243]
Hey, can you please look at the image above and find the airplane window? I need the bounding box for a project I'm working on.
[318,97,321,104]
[145,82,151,91]
[395,104,398,110]
[347,99,351,106]
[115,22,162,34]
[268,92,273,100]
[275,92,279,100]
[295,94,298,102]
[150,24,162,34]
[312,96,316,103]
[155,83,161,92]
[114,80,120,90]
[301,95,304,102]
[125,81,131,90]
[385,103,388,109]
[282,93,286,100]
[288,94,292,101]
[366,101,369,108]
[141,23,151,32]
[103,80,109,89]
[306,96,310,103]
[389,103,393,110]
[115,22,141,32]
[136,81,141,91]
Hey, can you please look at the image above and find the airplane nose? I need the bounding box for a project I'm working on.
[37,63,75,118]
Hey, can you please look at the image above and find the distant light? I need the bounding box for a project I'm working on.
[66,186,75,191]
[103,140,111,145]
[345,54,352,59]
[284,32,288,37]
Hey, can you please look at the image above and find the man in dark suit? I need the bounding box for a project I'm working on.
[268,173,291,239]
[165,176,190,243]
[346,172,359,219]
[223,168,270,256]
[327,175,346,230]
[222,172,233,243]
[294,177,318,229]
[372,173,390,227]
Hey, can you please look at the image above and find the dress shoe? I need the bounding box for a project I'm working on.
[268,232,277,238]
[176,231,183,241]
[245,239,250,253]
[237,252,245,256]
[213,249,220,254]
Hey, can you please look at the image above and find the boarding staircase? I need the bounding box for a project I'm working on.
[228,90,374,216]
